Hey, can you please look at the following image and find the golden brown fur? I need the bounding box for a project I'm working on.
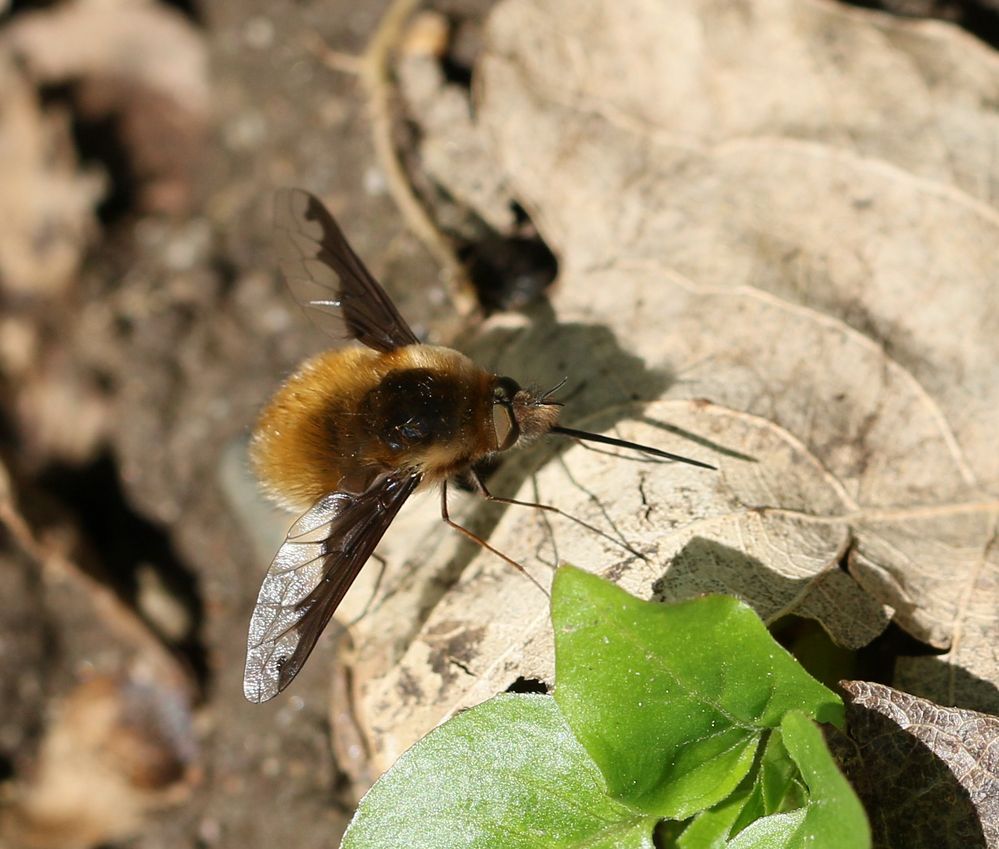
[251,345,496,510]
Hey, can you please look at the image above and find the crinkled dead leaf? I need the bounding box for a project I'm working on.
[344,0,999,771]
[834,680,999,848]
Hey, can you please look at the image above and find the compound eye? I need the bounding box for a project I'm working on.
[492,403,519,451]
[493,376,521,403]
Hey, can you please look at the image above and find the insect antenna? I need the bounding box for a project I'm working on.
[538,376,569,404]
[549,425,716,470]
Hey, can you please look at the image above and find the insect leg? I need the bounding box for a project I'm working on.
[344,551,388,627]
[469,468,647,562]
[439,479,549,596]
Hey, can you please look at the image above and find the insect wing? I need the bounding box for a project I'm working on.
[243,472,420,703]
[274,188,420,352]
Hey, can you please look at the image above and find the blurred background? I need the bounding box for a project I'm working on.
[0,0,996,847]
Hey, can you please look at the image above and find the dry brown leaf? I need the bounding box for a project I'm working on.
[480,0,999,207]
[835,680,999,848]
[339,0,999,771]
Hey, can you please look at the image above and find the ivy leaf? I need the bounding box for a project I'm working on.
[675,783,757,849]
[552,566,842,818]
[678,732,804,849]
[725,711,869,849]
[340,693,657,849]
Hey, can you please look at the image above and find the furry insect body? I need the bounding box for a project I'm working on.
[253,344,490,507]
[242,188,711,703]
[251,343,561,510]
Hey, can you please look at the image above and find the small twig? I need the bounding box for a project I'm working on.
[307,0,475,320]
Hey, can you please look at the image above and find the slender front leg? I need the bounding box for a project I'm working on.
[469,468,646,561]
[344,552,388,626]
[440,479,548,596]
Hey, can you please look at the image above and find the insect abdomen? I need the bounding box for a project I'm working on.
[250,348,384,508]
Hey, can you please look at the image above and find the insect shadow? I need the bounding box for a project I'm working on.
[648,536,842,609]
[373,298,688,628]
[359,304,760,653]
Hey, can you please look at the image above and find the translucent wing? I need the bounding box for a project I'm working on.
[273,188,420,352]
[244,472,421,703]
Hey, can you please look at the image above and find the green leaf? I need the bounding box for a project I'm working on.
[340,693,657,849]
[551,566,842,818]
[725,711,870,849]
[728,733,802,833]
[678,734,801,849]
[676,784,754,849]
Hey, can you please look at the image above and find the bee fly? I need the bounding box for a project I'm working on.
[243,189,714,703]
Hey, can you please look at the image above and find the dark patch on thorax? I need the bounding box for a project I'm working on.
[361,368,474,452]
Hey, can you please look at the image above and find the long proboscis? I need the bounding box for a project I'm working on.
[550,425,717,470]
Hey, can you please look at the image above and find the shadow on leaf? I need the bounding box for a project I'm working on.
[827,701,989,849]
